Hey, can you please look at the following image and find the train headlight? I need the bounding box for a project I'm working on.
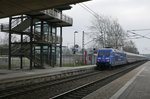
[97,59,101,62]
[97,57,101,62]
[106,60,110,62]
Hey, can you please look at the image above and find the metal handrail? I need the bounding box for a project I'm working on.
[1,16,27,31]
[24,27,61,44]
[1,9,72,32]
[11,43,29,55]
[11,15,27,29]
[41,9,73,24]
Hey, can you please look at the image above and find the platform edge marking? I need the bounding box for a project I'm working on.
[109,66,146,99]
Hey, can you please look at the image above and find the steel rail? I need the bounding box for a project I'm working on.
[51,61,145,99]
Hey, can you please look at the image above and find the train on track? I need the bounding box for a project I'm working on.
[96,48,147,70]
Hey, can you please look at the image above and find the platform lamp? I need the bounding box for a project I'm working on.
[74,31,78,54]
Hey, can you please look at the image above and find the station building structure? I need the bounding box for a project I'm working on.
[0,0,90,69]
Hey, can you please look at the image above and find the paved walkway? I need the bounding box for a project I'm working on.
[83,61,150,99]
[0,65,95,81]
[111,61,150,99]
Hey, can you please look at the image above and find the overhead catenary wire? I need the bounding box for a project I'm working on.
[129,29,150,31]
[77,2,150,40]
[78,3,99,18]
[65,1,100,32]
[70,0,98,18]
[81,3,98,16]
[127,29,150,39]
[75,1,150,42]
[78,4,97,18]
[127,31,150,40]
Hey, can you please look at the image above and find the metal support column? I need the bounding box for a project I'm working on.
[60,11,63,67]
[20,15,23,69]
[48,45,51,66]
[33,24,36,67]
[50,25,52,66]
[8,17,12,70]
[47,24,50,65]
[60,27,62,67]
[54,28,57,65]
[82,31,84,65]
[20,32,23,69]
[30,17,33,69]
[40,21,43,67]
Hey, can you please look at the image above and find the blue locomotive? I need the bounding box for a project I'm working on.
[96,48,146,70]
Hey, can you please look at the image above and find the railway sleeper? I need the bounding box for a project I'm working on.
[62,96,76,99]
[65,94,84,99]
[74,91,88,95]
[70,92,87,97]
[74,90,92,95]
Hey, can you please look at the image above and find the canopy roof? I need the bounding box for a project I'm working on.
[0,0,90,18]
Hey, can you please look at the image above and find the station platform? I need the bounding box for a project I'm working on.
[0,65,96,90]
[0,65,96,81]
[83,61,150,99]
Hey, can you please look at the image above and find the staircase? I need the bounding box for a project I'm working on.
[1,9,73,33]
[0,9,69,68]
[12,18,38,32]
[11,44,49,67]
[0,16,52,67]
[1,18,61,44]
[1,17,38,33]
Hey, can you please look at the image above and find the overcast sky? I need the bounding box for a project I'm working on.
[0,0,150,54]
[63,0,150,54]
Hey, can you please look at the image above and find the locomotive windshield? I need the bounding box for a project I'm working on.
[98,50,111,57]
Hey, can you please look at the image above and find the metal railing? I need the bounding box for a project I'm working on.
[1,15,27,31]
[25,28,62,44]
[42,34,62,44]
[41,9,73,25]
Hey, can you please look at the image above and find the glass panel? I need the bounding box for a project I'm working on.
[52,27,56,33]
[43,46,48,49]
[98,50,110,57]
[35,25,41,33]
[43,24,49,34]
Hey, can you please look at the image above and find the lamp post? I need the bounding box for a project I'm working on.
[82,30,96,65]
[74,31,78,54]
[82,31,84,64]
[73,31,78,66]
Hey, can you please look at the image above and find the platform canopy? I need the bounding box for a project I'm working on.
[0,0,90,18]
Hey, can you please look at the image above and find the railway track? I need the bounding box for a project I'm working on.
[51,61,145,99]
[0,61,146,99]
[0,70,100,99]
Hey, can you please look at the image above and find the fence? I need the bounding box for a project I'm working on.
[57,54,97,66]
[0,54,97,69]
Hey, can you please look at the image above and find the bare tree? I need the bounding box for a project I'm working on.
[88,14,139,53]
[89,15,126,49]
[0,33,9,46]
[0,33,19,46]
[123,40,139,54]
